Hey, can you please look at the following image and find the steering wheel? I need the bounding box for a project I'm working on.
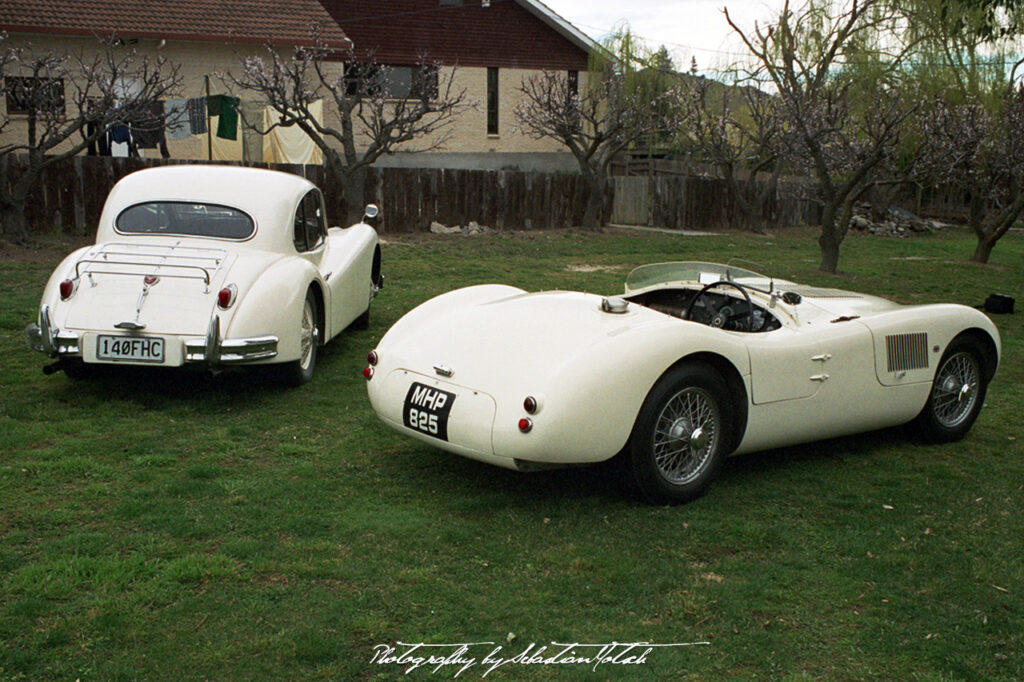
[683,280,754,332]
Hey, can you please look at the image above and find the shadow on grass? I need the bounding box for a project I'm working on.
[720,425,908,482]
[396,425,914,508]
[43,362,295,405]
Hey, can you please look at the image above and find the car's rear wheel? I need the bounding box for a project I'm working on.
[280,290,319,386]
[913,336,989,442]
[629,362,732,505]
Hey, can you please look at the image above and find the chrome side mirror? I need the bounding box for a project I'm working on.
[363,204,379,221]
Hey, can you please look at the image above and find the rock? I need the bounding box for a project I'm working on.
[463,221,490,235]
[430,221,460,234]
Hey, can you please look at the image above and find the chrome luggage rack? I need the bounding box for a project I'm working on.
[74,242,229,292]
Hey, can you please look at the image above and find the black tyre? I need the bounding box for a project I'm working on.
[279,290,319,387]
[629,363,733,505]
[913,336,989,442]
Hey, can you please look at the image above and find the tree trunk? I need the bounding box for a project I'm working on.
[0,201,29,245]
[971,235,995,263]
[342,170,368,227]
[818,206,840,274]
[580,172,605,229]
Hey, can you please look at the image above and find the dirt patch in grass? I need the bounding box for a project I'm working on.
[0,235,91,265]
[564,263,630,273]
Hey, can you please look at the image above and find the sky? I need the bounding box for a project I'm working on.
[543,0,786,76]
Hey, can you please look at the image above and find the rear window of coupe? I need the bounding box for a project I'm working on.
[115,202,255,240]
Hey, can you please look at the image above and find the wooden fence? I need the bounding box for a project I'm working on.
[611,175,820,230]
[6,155,822,236]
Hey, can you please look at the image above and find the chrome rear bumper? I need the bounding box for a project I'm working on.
[27,307,278,365]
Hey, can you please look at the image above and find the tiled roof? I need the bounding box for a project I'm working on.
[0,0,350,47]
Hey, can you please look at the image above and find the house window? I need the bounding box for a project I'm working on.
[345,64,438,100]
[568,70,579,96]
[439,0,463,5]
[4,76,65,115]
[487,67,498,135]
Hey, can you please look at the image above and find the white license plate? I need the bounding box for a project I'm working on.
[403,382,456,441]
[97,335,165,363]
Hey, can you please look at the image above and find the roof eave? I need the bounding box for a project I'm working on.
[514,0,598,57]
[0,24,352,48]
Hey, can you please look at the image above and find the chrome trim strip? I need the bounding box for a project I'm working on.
[205,315,221,364]
[184,335,278,364]
[25,322,43,352]
[39,305,56,355]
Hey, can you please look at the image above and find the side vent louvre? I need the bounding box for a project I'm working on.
[886,332,929,372]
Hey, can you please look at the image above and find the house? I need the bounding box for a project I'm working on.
[0,0,349,162]
[319,0,596,170]
[1,0,596,169]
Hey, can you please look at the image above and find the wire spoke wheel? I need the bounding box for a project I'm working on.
[652,387,720,485]
[299,297,317,371]
[930,351,980,429]
[913,336,990,443]
[279,289,319,387]
[629,363,732,505]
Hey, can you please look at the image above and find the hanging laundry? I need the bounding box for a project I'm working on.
[262,100,324,165]
[109,125,132,144]
[165,98,190,140]
[187,97,208,135]
[133,101,164,149]
[208,94,241,140]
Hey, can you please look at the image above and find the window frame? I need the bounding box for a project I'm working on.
[293,189,327,253]
[486,67,499,135]
[4,76,66,116]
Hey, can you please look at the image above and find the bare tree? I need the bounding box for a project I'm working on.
[677,74,783,234]
[918,83,1024,262]
[225,32,470,225]
[514,37,683,228]
[0,39,181,243]
[727,0,915,273]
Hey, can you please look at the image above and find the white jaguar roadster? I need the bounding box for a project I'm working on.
[364,262,1000,504]
[26,165,382,385]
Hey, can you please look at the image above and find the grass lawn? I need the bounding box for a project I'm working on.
[1,225,1021,680]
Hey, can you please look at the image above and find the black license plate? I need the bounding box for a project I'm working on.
[97,334,165,363]
[403,382,456,441]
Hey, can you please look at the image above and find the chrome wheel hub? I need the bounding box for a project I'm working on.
[932,351,980,428]
[652,387,720,485]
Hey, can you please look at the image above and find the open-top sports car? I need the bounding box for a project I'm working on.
[365,262,1000,504]
[26,165,382,385]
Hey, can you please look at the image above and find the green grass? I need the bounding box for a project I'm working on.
[1,226,1021,680]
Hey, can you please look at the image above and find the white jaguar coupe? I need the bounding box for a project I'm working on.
[364,262,1000,504]
[26,165,382,385]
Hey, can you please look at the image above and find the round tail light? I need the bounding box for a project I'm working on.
[59,279,75,300]
[217,284,237,310]
[367,350,378,366]
[363,367,374,380]
[518,418,532,433]
[523,396,538,414]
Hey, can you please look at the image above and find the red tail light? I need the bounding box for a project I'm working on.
[59,279,75,300]
[518,418,532,433]
[217,284,237,310]
[367,350,378,366]
[523,396,538,414]
[363,367,374,380]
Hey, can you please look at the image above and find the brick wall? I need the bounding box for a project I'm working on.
[2,33,578,162]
